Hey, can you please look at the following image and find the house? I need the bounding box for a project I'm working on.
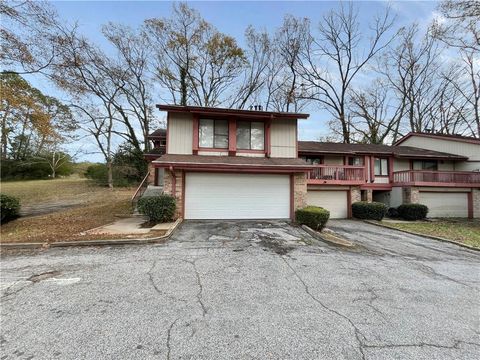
[144,105,480,220]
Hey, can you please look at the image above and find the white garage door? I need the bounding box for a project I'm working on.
[419,192,468,218]
[307,190,348,219]
[185,173,290,219]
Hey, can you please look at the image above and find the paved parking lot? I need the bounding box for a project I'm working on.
[1,220,479,359]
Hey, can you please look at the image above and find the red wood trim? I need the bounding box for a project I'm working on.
[394,182,478,188]
[228,118,236,156]
[343,156,347,166]
[154,168,158,186]
[197,147,229,152]
[370,156,375,183]
[266,117,272,157]
[364,155,368,181]
[166,113,170,154]
[295,118,298,158]
[347,188,352,218]
[236,149,265,154]
[181,171,186,218]
[290,173,294,220]
[307,180,365,185]
[388,157,394,183]
[192,114,199,155]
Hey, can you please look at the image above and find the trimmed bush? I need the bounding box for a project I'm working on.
[137,195,176,222]
[352,201,388,220]
[387,207,399,218]
[397,203,428,220]
[295,206,330,231]
[1,194,21,223]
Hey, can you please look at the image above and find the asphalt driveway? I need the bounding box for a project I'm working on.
[1,220,479,359]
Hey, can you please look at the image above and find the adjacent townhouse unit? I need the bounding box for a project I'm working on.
[143,105,480,220]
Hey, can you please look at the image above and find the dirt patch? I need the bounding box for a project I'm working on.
[27,270,61,283]
[258,236,294,255]
[20,200,84,218]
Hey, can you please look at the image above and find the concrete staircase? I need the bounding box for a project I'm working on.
[141,185,163,198]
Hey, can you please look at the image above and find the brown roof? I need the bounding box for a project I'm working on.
[157,104,309,120]
[148,129,166,138]
[394,132,480,145]
[298,141,468,160]
[152,154,312,170]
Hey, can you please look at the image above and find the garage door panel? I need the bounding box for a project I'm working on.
[185,173,290,219]
[307,190,348,219]
[419,192,468,218]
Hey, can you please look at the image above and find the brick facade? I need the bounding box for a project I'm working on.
[473,188,480,219]
[403,186,419,204]
[163,170,184,218]
[293,172,307,211]
[147,162,155,185]
[350,186,361,204]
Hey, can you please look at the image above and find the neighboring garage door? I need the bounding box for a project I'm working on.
[185,173,290,219]
[419,192,468,218]
[307,190,348,219]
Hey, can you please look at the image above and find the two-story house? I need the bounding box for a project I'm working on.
[144,105,480,220]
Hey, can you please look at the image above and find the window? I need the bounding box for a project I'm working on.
[302,156,323,165]
[413,160,438,171]
[374,158,389,176]
[199,119,228,148]
[236,121,264,150]
[348,157,364,166]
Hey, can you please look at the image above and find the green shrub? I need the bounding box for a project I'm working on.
[137,195,176,222]
[0,194,20,223]
[295,206,330,231]
[352,201,388,220]
[387,207,399,218]
[84,164,137,187]
[397,203,429,220]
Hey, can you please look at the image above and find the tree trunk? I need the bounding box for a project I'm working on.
[180,67,187,106]
[106,160,113,189]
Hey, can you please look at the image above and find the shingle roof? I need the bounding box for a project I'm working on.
[394,132,480,145]
[152,154,312,169]
[157,104,309,119]
[298,141,468,160]
[148,129,167,138]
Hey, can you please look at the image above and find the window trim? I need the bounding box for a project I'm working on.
[412,159,438,171]
[198,118,229,150]
[374,157,389,176]
[236,120,265,151]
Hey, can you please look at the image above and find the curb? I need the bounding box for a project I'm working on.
[365,220,479,252]
[301,224,354,247]
[0,218,183,250]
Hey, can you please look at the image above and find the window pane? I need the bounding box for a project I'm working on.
[250,122,264,150]
[374,158,381,175]
[349,157,363,166]
[214,120,228,136]
[199,119,213,147]
[236,121,250,149]
[413,161,423,170]
[423,161,438,170]
[381,159,388,175]
[214,135,228,148]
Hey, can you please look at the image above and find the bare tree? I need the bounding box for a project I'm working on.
[297,3,396,142]
[349,79,404,144]
[145,2,246,107]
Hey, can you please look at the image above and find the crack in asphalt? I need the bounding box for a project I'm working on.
[414,262,473,288]
[363,339,480,350]
[180,259,207,317]
[147,261,186,303]
[281,257,367,360]
[166,318,178,360]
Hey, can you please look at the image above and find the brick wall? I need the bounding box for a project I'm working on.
[147,162,155,185]
[293,173,307,211]
[403,186,419,204]
[350,186,361,204]
[473,188,480,219]
[163,170,184,218]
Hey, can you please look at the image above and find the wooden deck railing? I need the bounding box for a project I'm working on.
[393,170,480,185]
[131,172,150,205]
[307,165,365,184]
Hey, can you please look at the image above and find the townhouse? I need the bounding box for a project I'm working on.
[142,105,480,219]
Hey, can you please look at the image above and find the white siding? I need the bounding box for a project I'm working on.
[393,159,410,172]
[323,156,344,165]
[236,151,265,157]
[270,119,297,158]
[197,151,228,156]
[438,160,454,171]
[167,113,193,154]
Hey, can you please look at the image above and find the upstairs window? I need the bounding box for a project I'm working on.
[413,160,438,171]
[199,119,228,148]
[236,121,264,150]
[374,158,389,176]
[348,157,364,166]
[302,156,323,165]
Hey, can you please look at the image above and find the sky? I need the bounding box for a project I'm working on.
[23,0,441,161]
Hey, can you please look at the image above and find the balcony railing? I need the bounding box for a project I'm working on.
[393,170,480,186]
[307,165,365,184]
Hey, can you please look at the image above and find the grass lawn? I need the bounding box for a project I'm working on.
[384,219,480,249]
[1,177,134,243]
